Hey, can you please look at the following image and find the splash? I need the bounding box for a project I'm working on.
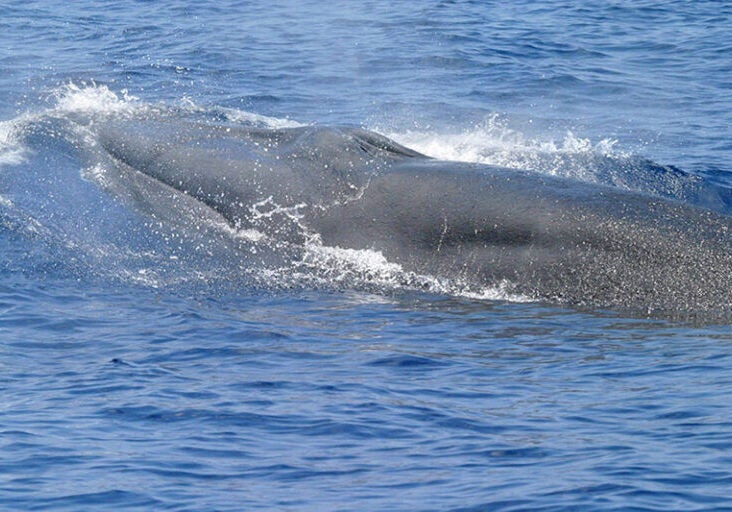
[379,114,624,182]
[0,119,28,169]
[299,242,532,303]
[51,82,143,117]
[1,82,148,175]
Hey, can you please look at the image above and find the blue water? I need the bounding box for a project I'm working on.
[2,1,732,510]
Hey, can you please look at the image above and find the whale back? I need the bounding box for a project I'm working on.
[312,161,732,315]
[95,119,732,319]
[97,121,423,218]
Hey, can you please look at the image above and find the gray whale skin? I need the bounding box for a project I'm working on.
[97,120,732,320]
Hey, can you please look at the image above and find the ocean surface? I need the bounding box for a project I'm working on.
[2,1,732,510]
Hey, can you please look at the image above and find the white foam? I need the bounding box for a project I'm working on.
[0,146,26,168]
[300,242,533,303]
[2,82,150,177]
[303,244,405,280]
[0,119,28,168]
[462,281,533,303]
[52,82,142,116]
[81,163,110,187]
[379,114,622,175]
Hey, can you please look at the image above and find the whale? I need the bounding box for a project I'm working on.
[94,118,732,320]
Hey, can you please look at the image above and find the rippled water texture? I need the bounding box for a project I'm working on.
[2,1,732,510]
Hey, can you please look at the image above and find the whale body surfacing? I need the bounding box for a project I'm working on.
[94,119,732,320]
